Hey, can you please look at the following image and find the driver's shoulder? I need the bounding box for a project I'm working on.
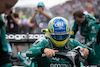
[69,38,75,42]
[40,37,49,43]
[33,37,49,45]
[69,38,76,46]
[69,38,80,45]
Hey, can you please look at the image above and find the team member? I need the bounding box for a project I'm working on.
[71,9,100,65]
[0,0,18,66]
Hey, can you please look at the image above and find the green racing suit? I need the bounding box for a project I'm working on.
[71,15,100,65]
[0,14,12,67]
[26,37,95,67]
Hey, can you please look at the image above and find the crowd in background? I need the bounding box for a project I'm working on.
[5,0,100,34]
[50,0,100,17]
[50,0,100,29]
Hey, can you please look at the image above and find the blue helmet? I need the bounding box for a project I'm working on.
[48,17,70,47]
[37,2,44,8]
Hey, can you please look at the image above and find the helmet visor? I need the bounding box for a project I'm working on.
[51,34,69,41]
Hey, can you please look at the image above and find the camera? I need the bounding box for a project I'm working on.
[10,10,13,14]
[37,6,42,8]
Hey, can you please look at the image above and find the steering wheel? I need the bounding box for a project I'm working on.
[35,46,83,67]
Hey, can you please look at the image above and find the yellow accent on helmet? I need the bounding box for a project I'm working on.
[48,18,55,32]
[50,36,68,47]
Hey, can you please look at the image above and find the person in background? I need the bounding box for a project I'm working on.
[28,17,36,33]
[0,0,18,67]
[6,8,21,53]
[30,2,53,33]
[71,9,100,65]
[21,15,30,33]
[83,3,94,16]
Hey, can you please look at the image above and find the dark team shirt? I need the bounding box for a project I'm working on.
[0,38,11,66]
[0,15,11,66]
[6,13,19,33]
